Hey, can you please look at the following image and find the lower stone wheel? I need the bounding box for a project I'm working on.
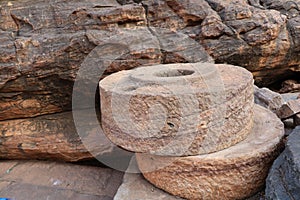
[136,105,284,200]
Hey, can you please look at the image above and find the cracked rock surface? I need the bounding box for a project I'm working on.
[0,0,299,120]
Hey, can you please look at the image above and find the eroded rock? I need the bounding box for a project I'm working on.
[276,99,300,119]
[0,0,300,120]
[265,126,300,200]
[254,85,284,112]
[0,111,116,162]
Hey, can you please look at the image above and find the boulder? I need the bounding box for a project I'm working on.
[254,85,284,112]
[100,63,254,156]
[276,99,300,119]
[265,126,300,200]
[0,26,162,120]
[136,105,284,200]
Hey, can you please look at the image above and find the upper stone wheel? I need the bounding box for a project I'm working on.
[100,62,254,156]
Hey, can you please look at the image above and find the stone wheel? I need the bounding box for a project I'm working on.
[100,62,254,156]
[136,105,284,200]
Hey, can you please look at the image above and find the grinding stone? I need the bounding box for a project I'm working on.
[100,63,254,156]
[136,105,284,200]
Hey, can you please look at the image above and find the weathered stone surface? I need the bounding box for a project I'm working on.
[0,0,215,121]
[254,85,284,112]
[276,99,300,119]
[126,0,300,88]
[115,164,266,200]
[136,105,284,200]
[294,113,300,125]
[265,126,300,200]
[0,0,299,163]
[0,111,116,162]
[0,27,162,120]
[115,170,265,200]
[100,63,254,156]
[0,160,123,200]
[281,92,300,102]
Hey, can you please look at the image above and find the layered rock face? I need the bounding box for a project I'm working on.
[100,63,254,156]
[0,0,299,119]
[0,111,117,162]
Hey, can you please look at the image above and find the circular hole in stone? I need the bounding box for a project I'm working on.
[155,69,195,77]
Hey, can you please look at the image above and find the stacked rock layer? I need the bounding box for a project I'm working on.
[100,62,284,199]
[100,63,254,156]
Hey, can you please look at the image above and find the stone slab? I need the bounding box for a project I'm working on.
[281,92,300,103]
[254,86,284,112]
[276,99,300,119]
[0,160,124,200]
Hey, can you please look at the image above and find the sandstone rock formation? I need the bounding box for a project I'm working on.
[265,126,300,200]
[100,63,254,156]
[0,0,299,119]
[136,105,284,200]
